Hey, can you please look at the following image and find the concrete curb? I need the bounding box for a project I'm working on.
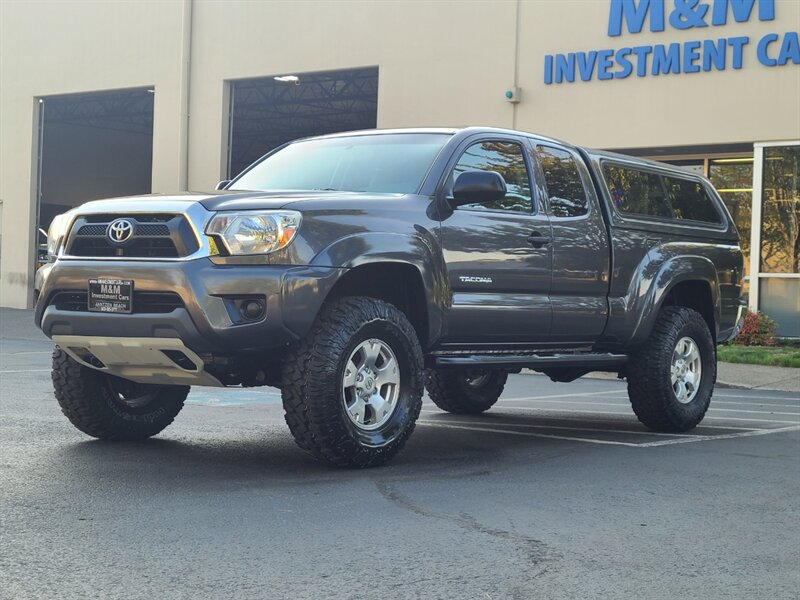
[715,380,749,390]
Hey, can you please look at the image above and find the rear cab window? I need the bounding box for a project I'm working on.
[602,163,723,226]
[535,145,590,218]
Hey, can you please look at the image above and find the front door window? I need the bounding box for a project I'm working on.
[449,141,533,213]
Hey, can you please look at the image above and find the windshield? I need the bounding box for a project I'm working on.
[228,133,450,194]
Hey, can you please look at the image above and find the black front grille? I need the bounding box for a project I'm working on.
[136,223,171,236]
[136,292,186,313]
[77,224,107,236]
[51,291,88,311]
[50,291,185,314]
[65,214,198,258]
[70,237,179,258]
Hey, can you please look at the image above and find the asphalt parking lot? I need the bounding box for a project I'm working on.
[2,308,799,599]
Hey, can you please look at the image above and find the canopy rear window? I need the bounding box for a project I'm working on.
[603,164,722,225]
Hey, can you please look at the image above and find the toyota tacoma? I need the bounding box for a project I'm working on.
[36,127,746,467]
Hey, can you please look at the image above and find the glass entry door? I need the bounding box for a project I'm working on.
[709,158,754,295]
[751,142,800,337]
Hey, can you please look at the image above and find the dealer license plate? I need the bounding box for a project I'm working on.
[88,278,133,314]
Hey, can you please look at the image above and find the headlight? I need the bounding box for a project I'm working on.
[47,212,72,259]
[205,210,302,255]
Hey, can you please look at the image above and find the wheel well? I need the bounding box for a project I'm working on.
[326,263,429,347]
[662,280,716,341]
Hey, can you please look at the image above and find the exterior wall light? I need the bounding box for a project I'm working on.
[505,86,521,103]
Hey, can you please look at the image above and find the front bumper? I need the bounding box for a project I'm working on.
[36,258,345,356]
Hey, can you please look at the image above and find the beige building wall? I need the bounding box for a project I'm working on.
[186,0,519,191]
[0,0,189,308]
[516,0,800,148]
[2,0,799,308]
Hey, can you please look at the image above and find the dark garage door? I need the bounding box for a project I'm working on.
[227,66,379,178]
[36,88,154,236]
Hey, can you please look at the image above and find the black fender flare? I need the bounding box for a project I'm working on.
[307,230,447,345]
[628,255,721,347]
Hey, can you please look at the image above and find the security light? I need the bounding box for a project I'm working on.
[274,75,300,85]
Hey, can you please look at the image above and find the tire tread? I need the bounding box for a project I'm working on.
[281,297,424,468]
[626,307,716,432]
[52,348,188,440]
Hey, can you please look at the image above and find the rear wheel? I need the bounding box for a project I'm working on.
[281,297,424,468]
[626,307,716,432]
[425,368,508,415]
[52,347,188,440]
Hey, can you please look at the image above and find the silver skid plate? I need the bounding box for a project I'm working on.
[53,335,223,387]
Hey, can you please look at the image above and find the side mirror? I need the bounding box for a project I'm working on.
[451,171,507,207]
[215,180,231,191]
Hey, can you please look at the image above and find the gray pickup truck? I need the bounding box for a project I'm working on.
[36,127,745,467]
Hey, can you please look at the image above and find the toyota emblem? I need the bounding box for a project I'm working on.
[107,219,134,244]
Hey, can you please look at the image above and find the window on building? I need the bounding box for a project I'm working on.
[663,176,722,224]
[709,157,753,284]
[450,141,532,213]
[664,158,705,176]
[760,146,800,274]
[536,145,589,218]
[759,278,800,338]
[603,165,672,219]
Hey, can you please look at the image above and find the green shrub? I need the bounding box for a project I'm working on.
[734,311,778,347]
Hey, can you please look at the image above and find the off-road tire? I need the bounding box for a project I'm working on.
[281,297,424,468]
[626,307,716,432]
[52,347,189,440]
[425,368,508,414]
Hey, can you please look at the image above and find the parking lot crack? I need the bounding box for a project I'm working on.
[375,481,560,577]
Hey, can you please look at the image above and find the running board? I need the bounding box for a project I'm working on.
[432,352,628,370]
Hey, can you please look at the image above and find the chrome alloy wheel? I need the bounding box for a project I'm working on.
[342,338,401,430]
[671,336,702,404]
[107,377,157,409]
[465,370,490,388]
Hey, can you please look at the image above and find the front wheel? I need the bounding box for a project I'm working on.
[626,307,716,432]
[281,297,424,468]
[52,348,189,440]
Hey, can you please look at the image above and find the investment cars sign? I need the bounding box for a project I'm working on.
[543,0,799,84]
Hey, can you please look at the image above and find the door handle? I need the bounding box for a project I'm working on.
[527,231,552,248]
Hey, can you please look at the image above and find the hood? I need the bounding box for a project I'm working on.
[73,191,290,215]
[71,190,409,216]
[200,190,405,212]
